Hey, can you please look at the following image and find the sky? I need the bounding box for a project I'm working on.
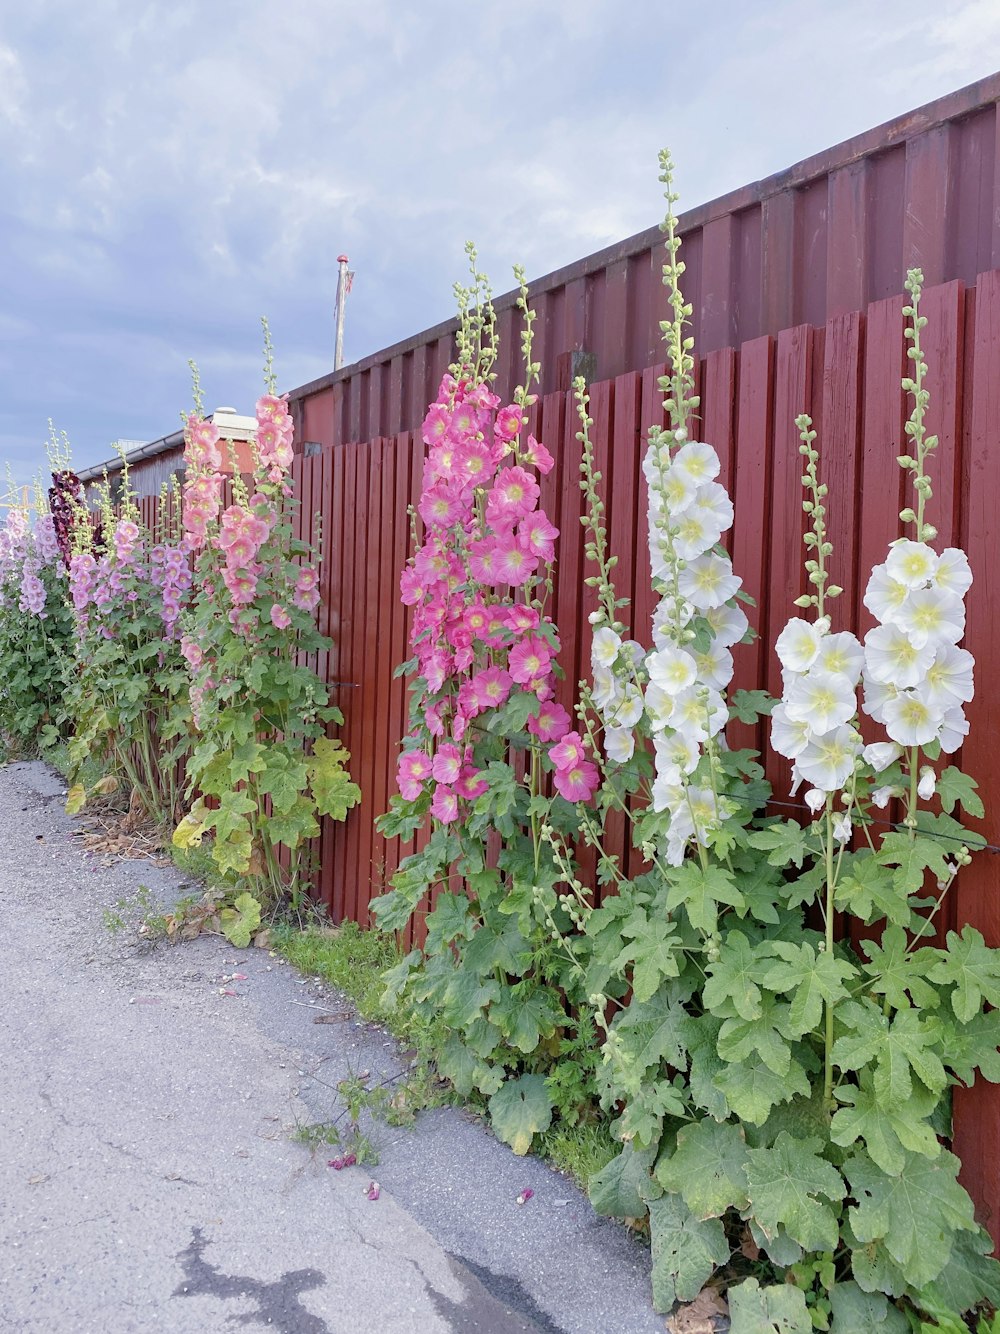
[1,0,999,486]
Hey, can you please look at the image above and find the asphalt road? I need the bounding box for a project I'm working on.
[0,761,661,1334]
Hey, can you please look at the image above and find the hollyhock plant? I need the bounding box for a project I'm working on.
[172,332,359,904]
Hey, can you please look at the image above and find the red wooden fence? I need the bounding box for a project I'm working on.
[287,270,1000,1237]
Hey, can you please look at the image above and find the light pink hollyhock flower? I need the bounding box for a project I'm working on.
[458,440,497,489]
[180,636,203,671]
[468,539,500,585]
[292,585,321,612]
[482,608,510,646]
[223,532,258,569]
[295,567,319,596]
[507,605,541,633]
[430,785,459,824]
[494,404,522,442]
[256,393,289,424]
[508,635,551,685]
[463,601,490,638]
[472,665,513,710]
[549,731,587,772]
[522,435,555,475]
[270,603,291,630]
[400,567,423,606]
[487,467,540,522]
[553,759,599,803]
[455,765,489,800]
[223,567,258,605]
[492,536,538,586]
[425,701,446,737]
[518,511,559,561]
[419,482,465,529]
[431,744,462,785]
[527,701,570,744]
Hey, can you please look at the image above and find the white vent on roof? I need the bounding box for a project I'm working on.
[209,406,257,441]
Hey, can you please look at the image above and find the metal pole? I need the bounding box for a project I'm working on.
[334,253,349,371]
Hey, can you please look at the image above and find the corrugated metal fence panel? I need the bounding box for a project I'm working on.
[288,75,1000,456]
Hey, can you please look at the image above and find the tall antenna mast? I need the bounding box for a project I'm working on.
[334,254,352,371]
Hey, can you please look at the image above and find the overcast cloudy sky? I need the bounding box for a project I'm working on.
[1,0,999,484]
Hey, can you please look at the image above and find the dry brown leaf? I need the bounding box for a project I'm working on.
[253,928,272,949]
[312,1011,351,1024]
[738,1227,760,1261]
[664,1285,728,1334]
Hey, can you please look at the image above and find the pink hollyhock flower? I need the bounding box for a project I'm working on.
[256,393,289,424]
[397,749,432,800]
[463,601,490,638]
[451,402,486,438]
[425,700,446,737]
[419,482,465,529]
[270,603,291,629]
[180,636,203,671]
[483,608,509,646]
[458,440,497,488]
[456,765,489,800]
[492,536,538,586]
[223,567,258,605]
[488,467,540,522]
[468,539,500,585]
[507,605,540,633]
[431,743,462,785]
[549,731,587,771]
[522,435,555,475]
[472,665,513,710]
[494,404,522,442]
[430,785,459,824]
[223,532,258,569]
[508,635,552,685]
[422,403,452,446]
[296,567,319,595]
[553,759,599,803]
[527,701,571,743]
[518,511,559,561]
[400,567,423,605]
[292,586,321,612]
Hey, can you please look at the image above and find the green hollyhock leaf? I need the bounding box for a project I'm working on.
[608,987,691,1083]
[876,831,953,896]
[686,1015,730,1121]
[655,1120,749,1219]
[609,911,681,1002]
[744,1131,845,1252]
[748,819,813,869]
[647,1194,729,1314]
[858,924,943,1010]
[441,970,498,1029]
[424,892,474,948]
[309,736,361,820]
[487,986,560,1054]
[258,749,309,814]
[703,929,769,1021]
[436,1036,480,1098]
[714,1053,810,1126]
[208,789,256,842]
[761,941,856,1036]
[726,1277,811,1333]
[664,863,744,936]
[935,767,985,820]
[830,1073,940,1175]
[462,917,532,978]
[834,854,914,927]
[941,1009,1000,1084]
[922,1225,1000,1315]
[212,829,254,875]
[589,1140,658,1219]
[729,689,775,724]
[717,994,794,1076]
[846,1148,977,1289]
[266,796,319,849]
[228,739,267,786]
[488,1074,553,1156]
[219,892,261,948]
[828,1281,907,1333]
[929,925,1000,1022]
[485,689,540,735]
[832,999,947,1108]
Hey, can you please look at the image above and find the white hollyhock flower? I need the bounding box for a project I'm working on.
[691,481,734,533]
[783,670,858,733]
[703,601,748,649]
[862,678,898,725]
[672,442,721,486]
[643,682,676,731]
[923,644,974,710]
[917,767,936,800]
[804,787,826,813]
[937,706,969,755]
[886,539,939,588]
[813,631,865,684]
[651,772,684,815]
[654,730,700,777]
[863,564,910,625]
[678,553,741,610]
[654,465,698,515]
[933,548,973,598]
[832,812,853,844]
[647,644,698,695]
[591,665,619,712]
[796,725,861,792]
[882,690,945,747]
[591,627,622,668]
[604,726,635,764]
[771,703,812,759]
[895,586,965,649]
[863,623,936,688]
[775,617,824,673]
[670,685,728,742]
[692,643,734,692]
[607,683,644,729]
[862,741,902,773]
[674,509,721,561]
[872,785,897,809]
[651,596,694,646]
